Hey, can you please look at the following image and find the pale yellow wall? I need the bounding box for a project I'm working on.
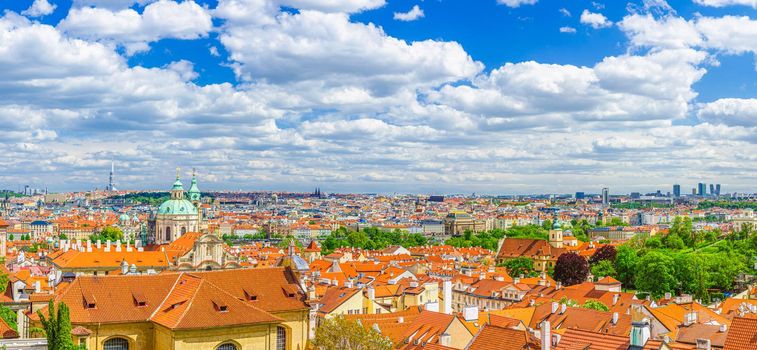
[445,318,473,349]
[272,309,310,350]
[80,322,154,350]
[167,324,277,350]
[71,310,310,350]
[326,293,366,318]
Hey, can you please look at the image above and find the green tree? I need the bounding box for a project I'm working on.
[591,260,617,280]
[635,252,676,298]
[312,316,392,350]
[583,300,610,312]
[554,252,589,286]
[673,254,709,302]
[38,300,75,350]
[497,257,536,278]
[0,305,17,331]
[542,220,553,230]
[90,226,123,242]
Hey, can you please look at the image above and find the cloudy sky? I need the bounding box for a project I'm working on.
[0,0,756,194]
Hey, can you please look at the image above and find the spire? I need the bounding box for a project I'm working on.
[176,167,181,180]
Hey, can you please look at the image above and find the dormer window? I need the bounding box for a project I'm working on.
[133,291,147,307]
[282,285,298,298]
[243,287,258,301]
[83,293,96,309]
[212,298,228,312]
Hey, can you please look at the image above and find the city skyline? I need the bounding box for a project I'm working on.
[1,0,756,193]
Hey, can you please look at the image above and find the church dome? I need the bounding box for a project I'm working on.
[158,172,198,215]
[158,198,197,215]
[119,213,130,222]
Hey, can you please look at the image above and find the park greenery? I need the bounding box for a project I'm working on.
[697,200,757,210]
[322,227,428,254]
[610,219,756,301]
[497,257,538,278]
[110,192,170,206]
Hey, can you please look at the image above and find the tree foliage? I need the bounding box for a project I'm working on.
[0,305,17,331]
[583,300,610,312]
[554,252,589,286]
[312,316,393,350]
[591,260,617,280]
[323,227,428,254]
[89,226,123,243]
[38,300,75,350]
[635,252,677,299]
[497,257,537,278]
[589,245,616,266]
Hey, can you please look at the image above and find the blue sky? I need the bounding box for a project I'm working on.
[0,0,756,194]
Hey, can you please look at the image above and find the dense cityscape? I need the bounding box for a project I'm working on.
[3,0,757,349]
[0,167,754,349]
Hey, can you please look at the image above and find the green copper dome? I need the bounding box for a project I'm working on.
[119,213,130,222]
[172,178,185,191]
[158,199,198,215]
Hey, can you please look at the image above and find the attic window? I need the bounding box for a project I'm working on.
[132,291,147,307]
[282,285,298,298]
[243,287,258,301]
[212,298,228,312]
[83,293,97,309]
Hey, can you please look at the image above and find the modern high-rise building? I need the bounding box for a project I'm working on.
[601,188,609,206]
[575,192,585,200]
[709,184,715,197]
[715,184,721,196]
[673,184,681,197]
[698,183,706,196]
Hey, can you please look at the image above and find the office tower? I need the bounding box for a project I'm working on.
[710,184,715,197]
[715,184,721,196]
[698,183,706,196]
[673,184,681,197]
[692,188,696,195]
[575,192,585,200]
[630,192,641,199]
[601,188,609,206]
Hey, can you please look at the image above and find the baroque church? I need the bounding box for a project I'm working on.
[150,169,203,244]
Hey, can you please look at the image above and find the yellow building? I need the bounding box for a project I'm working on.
[30,268,310,350]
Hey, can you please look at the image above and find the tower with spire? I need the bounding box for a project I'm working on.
[107,160,116,191]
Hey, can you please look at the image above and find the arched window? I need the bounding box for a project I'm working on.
[276,326,287,350]
[165,226,171,241]
[181,226,187,235]
[216,343,238,350]
[104,337,129,350]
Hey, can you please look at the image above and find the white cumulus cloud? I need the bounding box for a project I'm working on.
[393,5,424,21]
[580,9,613,29]
[21,0,57,17]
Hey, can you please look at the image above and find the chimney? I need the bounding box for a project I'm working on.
[439,333,451,347]
[398,316,404,324]
[443,280,452,315]
[135,240,142,248]
[105,240,111,252]
[514,277,520,284]
[115,240,122,252]
[719,324,727,333]
[613,294,620,306]
[308,286,317,301]
[612,312,619,325]
[86,240,92,252]
[664,292,672,300]
[126,241,132,252]
[367,286,375,301]
[695,339,711,350]
[34,281,41,293]
[560,303,567,314]
[463,305,478,322]
[478,273,485,280]
[541,321,551,350]
[96,239,101,249]
[556,282,562,290]
[332,279,339,286]
[344,281,353,288]
[630,320,651,347]
[121,260,129,275]
[551,302,559,314]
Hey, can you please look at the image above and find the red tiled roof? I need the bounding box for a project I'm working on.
[723,317,757,350]
[467,324,539,350]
